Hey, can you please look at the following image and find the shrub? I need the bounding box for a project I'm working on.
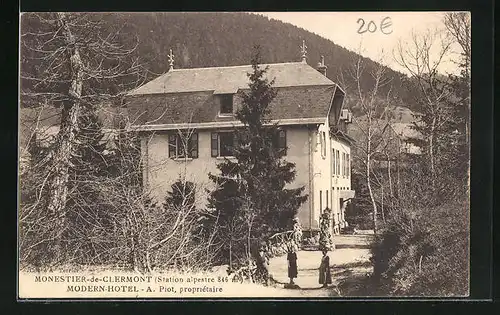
[371,198,469,296]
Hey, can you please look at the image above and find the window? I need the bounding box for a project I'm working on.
[271,129,287,155]
[342,153,347,177]
[332,148,336,175]
[278,129,287,154]
[321,132,327,158]
[342,152,345,176]
[336,150,340,175]
[319,190,323,211]
[169,132,198,159]
[211,129,285,158]
[346,153,350,177]
[219,94,234,115]
[219,132,235,157]
[211,131,236,157]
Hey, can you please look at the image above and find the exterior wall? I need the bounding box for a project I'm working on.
[309,118,352,234]
[330,136,352,234]
[143,130,220,209]
[143,127,312,222]
[401,139,422,155]
[310,122,332,231]
[284,127,312,230]
[142,123,352,235]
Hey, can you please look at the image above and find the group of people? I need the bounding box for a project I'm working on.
[287,244,332,288]
[256,217,333,289]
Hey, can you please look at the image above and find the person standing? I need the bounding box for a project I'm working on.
[287,243,298,285]
[318,249,332,288]
[256,242,270,285]
[292,217,303,247]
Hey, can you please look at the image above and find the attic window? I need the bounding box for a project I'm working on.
[219,94,234,115]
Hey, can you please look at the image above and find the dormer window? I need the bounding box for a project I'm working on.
[219,94,234,115]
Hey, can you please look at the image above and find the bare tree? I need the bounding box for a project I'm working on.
[444,12,471,192]
[393,28,455,191]
[339,50,396,234]
[20,12,144,264]
[444,13,471,77]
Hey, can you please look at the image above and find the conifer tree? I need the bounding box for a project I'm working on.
[205,46,308,271]
[64,108,113,264]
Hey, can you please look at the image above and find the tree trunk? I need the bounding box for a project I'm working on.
[429,114,437,190]
[381,184,386,224]
[46,12,84,263]
[465,78,471,197]
[366,156,378,234]
[229,238,233,270]
[387,158,393,197]
[247,214,254,283]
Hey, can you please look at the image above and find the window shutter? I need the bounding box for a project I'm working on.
[279,129,287,154]
[190,133,198,158]
[211,132,219,157]
[168,134,176,158]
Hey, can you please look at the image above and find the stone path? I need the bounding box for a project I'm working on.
[267,235,374,297]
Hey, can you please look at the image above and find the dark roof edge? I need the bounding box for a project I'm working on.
[130,117,327,132]
[331,129,356,144]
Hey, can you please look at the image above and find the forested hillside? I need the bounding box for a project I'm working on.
[21,12,416,113]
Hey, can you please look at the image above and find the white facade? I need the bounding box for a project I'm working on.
[310,119,353,234]
[140,120,353,234]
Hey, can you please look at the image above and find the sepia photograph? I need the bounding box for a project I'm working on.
[18,11,471,299]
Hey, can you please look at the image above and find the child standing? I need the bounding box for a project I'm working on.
[318,249,332,288]
[287,243,298,285]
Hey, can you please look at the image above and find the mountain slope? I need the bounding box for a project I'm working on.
[21,12,414,113]
[103,12,408,103]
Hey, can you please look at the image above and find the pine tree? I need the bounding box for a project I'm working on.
[164,180,196,210]
[72,107,109,176]
[205,46,308,271]
[64,107,113,264]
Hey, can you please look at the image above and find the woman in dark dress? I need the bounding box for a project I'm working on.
[287,243,298,285]
[318,249,332,288]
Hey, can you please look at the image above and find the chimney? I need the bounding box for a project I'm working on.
[167,49,175,71]
[300,40,307,63]
[317,55,327,76]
